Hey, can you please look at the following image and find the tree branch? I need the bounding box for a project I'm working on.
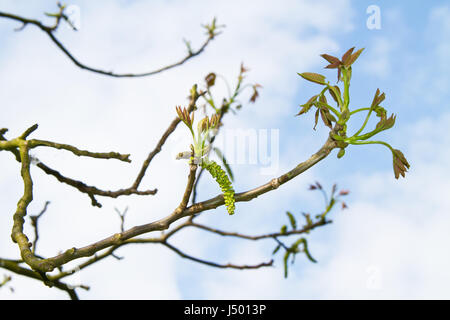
[0,10,219,78]
[162,242,273,270]
[16,130,337,273]
[0,257,85,300]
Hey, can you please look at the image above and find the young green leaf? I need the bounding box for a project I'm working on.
[283,251,290,278]
[286,211,297,230]
[298,72,327,85]
[272,244,281,255]
[328,85,341,105]
[297,94,319,116]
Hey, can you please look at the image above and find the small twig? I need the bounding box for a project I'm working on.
[0,275,12,288]
[162,242,273,270]
[30,201,51,254]
[189,219,331,241]
[29,139,131,162]
[115,207,128,233]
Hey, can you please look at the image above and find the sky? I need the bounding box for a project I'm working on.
[0,0,449,299]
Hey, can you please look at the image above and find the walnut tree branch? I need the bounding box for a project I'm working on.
[14,128,338,273]
[0,10,220,78]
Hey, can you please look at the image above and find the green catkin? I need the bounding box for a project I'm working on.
[201,160,235,215]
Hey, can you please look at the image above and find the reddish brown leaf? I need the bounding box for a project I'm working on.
[392,149,410,179]
[320,108,333,129]
[205,72,216,87]
[341,47,355,66]
[346,48,365,66]
[371,88,381,108]
[249,84,262,103]
[297,94,318,116]
[320,54,341,66]
[376,114,396,131]
[240,63,249,74]
[319,94,327,105]
[313,109,320,130]
[325,61,341,69]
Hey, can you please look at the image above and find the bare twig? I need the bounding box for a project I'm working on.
[162,242,273,270]
[30,201,51,254]
[0,10,220,78]
[189,219,331,241]
[115,207,128,233]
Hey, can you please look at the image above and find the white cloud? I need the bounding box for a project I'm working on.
[361,37,392,78]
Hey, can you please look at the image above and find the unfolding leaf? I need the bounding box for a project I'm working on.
[286,211,297,230]
[313,109,320,130]
[371,88,386,108]
[341,47,355,66]
[320,54,341,69]
[346,48,365,66]
[374,106,387,119]
[272,244,281,255]
[331,184,337,197]
[249,84,262,103]
[392,149,410,179]
[375,114,396,131]
[302,212,313,227]
[205,72,216,87]
[283,251,290,278]
[326,112,337,123]
[292,238,317,263]
[319,108,333,129]
[297,94,319,116]
[240,63,249,74]
[298,72,327,85]
[328,85,341,105]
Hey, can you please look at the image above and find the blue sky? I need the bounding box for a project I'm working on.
[0,0,449,299]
